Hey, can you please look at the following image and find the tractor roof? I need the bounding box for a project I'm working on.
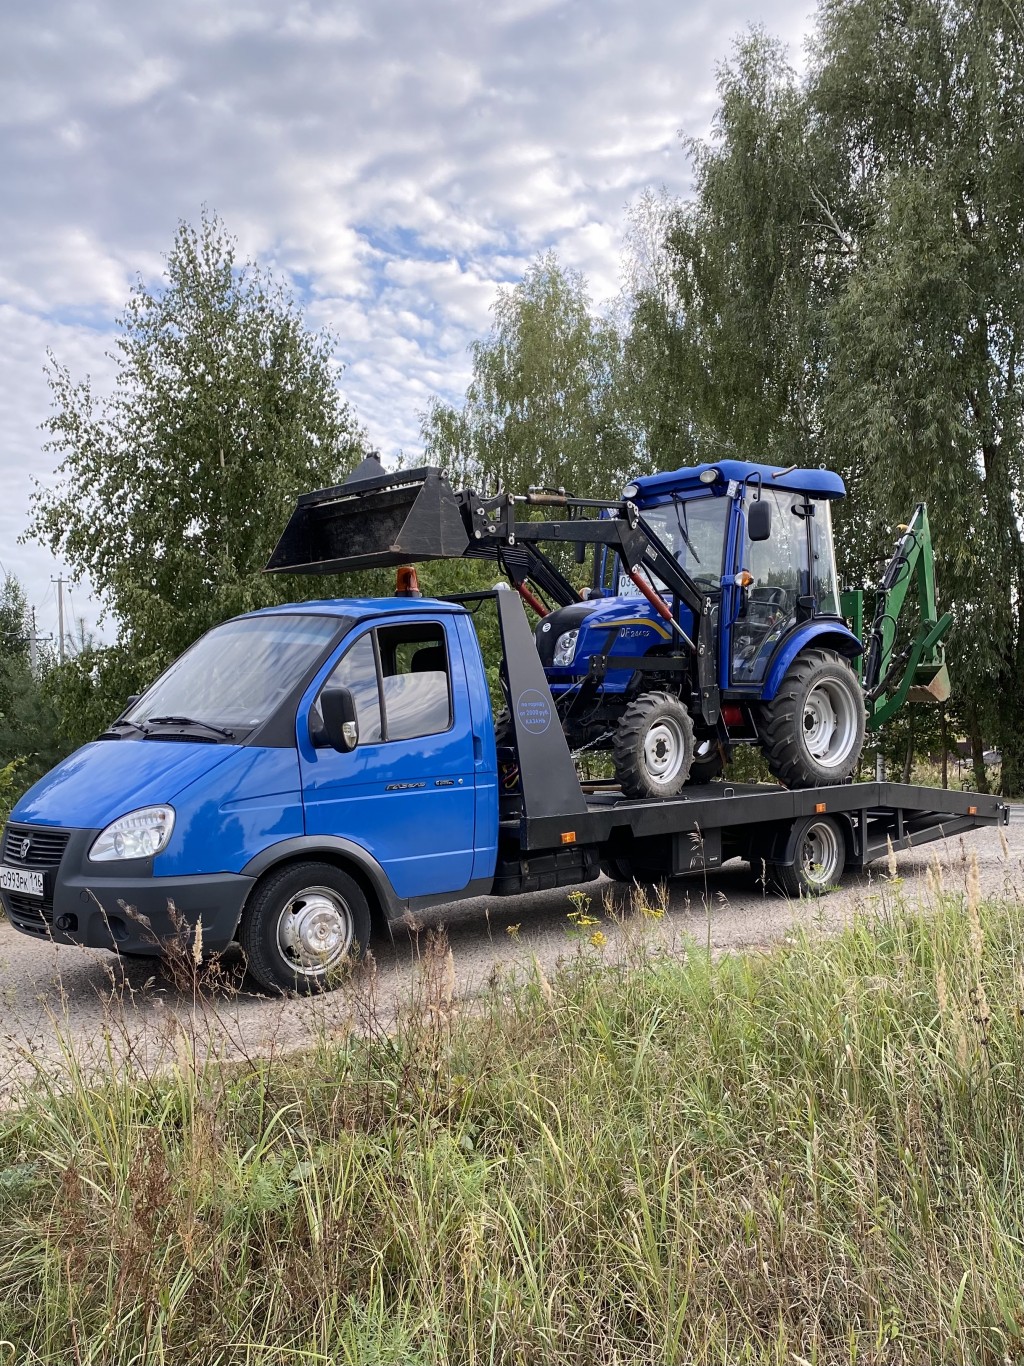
[629,460,846,502]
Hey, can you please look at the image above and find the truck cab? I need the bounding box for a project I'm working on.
[1,599,499,991]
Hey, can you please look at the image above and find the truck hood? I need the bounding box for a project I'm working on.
[10,740,239,831]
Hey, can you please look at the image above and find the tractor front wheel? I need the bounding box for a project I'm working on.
[613,692,695,798]
[759,649,865,788]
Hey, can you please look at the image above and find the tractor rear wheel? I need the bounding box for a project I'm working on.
[613,692,695,798]
[759,649,865,788]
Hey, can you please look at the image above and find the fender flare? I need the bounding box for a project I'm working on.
[240,836,402,931]
[748,811,858,872]
[760,623,863,702]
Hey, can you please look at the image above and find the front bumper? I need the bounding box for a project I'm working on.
[2,825,252,956]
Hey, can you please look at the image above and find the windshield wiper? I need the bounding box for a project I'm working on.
[142,715,236,739]
[672,497,701,564]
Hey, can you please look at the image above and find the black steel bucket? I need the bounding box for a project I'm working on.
[266,458,471,574]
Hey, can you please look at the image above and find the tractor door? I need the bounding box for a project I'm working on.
[730,489,812,686]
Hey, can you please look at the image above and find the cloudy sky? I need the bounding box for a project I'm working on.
[1,0,812,646]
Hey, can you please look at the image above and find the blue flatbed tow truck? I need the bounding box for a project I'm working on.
[0,461,1007,993]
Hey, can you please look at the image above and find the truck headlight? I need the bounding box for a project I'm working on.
[553,629,580,667]
[89,806,176,862]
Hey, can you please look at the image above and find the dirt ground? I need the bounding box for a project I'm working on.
[0,818,1019,1098]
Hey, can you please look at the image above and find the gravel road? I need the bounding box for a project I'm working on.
[0,819,1019,1098]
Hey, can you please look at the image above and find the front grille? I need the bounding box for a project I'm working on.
[3,824,69,868]
[1,823,71,929]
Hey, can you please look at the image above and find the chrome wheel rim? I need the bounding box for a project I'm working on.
[802,680,858,770]
[799,821,841,888]
[277,885,354,977]
[643,716,688,786]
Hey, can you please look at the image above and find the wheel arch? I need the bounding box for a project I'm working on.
[240,837,398,938]
[747,810,857,872]
[781,811,856,871]
[760,623,863,702]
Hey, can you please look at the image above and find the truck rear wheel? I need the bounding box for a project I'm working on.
[759,650,865,788]
[613,692,695,798]
[240,861,371,995]
[773,815,846,896]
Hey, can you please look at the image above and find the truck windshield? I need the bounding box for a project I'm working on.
[125,615,341,732]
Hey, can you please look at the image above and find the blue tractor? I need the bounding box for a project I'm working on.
[269,455,950,799]
[532,460,865,795]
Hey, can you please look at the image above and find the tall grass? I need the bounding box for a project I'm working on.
[0,870,1022,1363]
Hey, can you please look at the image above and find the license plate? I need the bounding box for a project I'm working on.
[0,865,44,898]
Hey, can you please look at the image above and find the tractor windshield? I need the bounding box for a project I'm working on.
[618,495,729,596]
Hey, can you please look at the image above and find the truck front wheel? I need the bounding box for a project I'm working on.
[759,650,865,788]
[613,692,695,798]
[240,861,371,994]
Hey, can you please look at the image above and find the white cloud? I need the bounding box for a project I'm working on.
[0,0,814,635]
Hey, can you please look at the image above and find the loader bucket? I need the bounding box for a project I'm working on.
[266,456,471,574]
[907,660,951,705]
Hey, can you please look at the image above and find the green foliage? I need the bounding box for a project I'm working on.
[2,888,1024,1360]
[0,758,24,823]
[423,251,631,497]
[0,574,64,800]
[28,210,369,717]
[640,4,1024,792]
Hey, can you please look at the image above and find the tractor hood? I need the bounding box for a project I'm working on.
[538,597,682,673]
[10,740,238,832]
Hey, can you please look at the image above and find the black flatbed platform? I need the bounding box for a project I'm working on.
[487,588,1008,894]
[520,781,1007,858]
[494,780,1008,894]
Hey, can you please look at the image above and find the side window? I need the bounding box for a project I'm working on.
[312,633,383,745]
[376,624,452,741]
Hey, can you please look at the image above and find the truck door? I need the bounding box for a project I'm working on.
[298,616,477,898]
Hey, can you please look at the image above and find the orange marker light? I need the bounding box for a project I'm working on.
[736,570,754,588]
[396,565,422,597]
[815,802,827,813]
[561,831,576,845]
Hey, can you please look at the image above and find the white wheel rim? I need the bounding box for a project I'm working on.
[800,821,841,888]
[643,717,688,786]
[802,679,858,769]
[277,885,354,977]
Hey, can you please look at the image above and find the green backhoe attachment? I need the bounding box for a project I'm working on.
[841,504,951,731]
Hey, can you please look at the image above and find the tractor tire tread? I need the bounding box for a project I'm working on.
[612,691,695,799]
[758,649,865,789]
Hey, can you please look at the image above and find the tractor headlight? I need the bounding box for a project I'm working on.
[553,629,580,667]
[89,806,176,862]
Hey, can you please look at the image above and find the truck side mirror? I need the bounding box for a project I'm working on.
[748,499,772,542]
[125,695,140,709]
[320,685,359,753]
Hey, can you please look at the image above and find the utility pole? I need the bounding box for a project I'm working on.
[51,575,66,665]
[29,606,37,675]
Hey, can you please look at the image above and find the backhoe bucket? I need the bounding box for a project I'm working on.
[907,660,951,705]
[266,457,471,575]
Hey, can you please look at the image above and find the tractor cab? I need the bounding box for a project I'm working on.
[545,460,851,698]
